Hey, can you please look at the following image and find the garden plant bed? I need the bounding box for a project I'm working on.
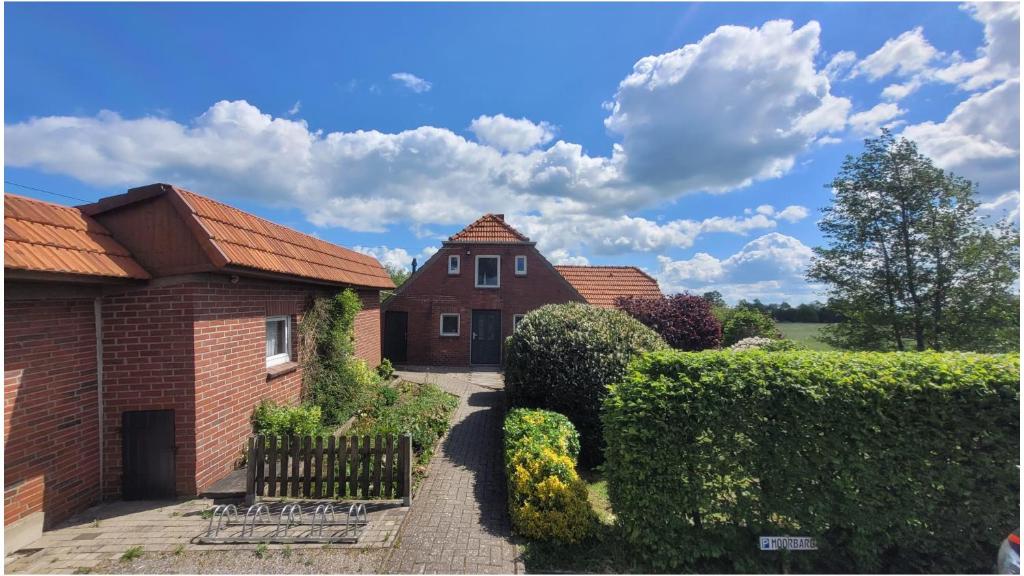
[347,380,458,493]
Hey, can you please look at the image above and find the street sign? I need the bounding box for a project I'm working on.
[759,536,818,551]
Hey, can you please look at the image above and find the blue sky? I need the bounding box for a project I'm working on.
[5,2,1019,303]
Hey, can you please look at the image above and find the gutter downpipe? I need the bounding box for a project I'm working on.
[94,297,104,502]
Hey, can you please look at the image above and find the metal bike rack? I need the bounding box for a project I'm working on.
[195,502,369,545]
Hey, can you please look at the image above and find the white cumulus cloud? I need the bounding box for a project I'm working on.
[854,27,939,80]
[848,102,906,134]
[603,19,849,193]
[468,114,555,153]
[655,233,820,303]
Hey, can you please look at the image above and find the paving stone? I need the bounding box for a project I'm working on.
[383,369,521,574]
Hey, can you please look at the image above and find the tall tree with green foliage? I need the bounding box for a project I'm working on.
[808,130,1019,352]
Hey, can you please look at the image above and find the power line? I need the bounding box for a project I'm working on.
[4,180,91,203]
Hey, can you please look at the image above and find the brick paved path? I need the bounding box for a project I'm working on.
[385,369,522,574]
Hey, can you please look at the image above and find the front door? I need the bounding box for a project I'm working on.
[471,310,501,365]
[383,311,408,363]
[122,410,176,500]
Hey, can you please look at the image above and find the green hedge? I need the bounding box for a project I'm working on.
[603,350,1020,573]
[505,303,667,464]
[504,409,595,543]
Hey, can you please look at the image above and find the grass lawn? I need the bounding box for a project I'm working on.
[778,322,836,350]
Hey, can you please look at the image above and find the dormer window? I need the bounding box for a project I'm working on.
[515,255,527,276]
[448,255,460,275]
[475,255,500,288]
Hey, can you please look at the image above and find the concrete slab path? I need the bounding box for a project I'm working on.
[384,369,522,574]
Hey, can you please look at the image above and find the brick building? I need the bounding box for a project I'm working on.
[381,214,662,366]
[4,185,392,551]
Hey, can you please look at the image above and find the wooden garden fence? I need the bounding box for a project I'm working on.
[245,434,412,506]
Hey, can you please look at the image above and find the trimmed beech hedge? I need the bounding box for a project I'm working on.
[505,303,667,464]
[603,350,1020,573]
[504,409,594,543]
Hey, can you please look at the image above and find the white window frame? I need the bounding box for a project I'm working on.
[266,315,291,367]
[513,314,525,331]
[448,254,460,275]
[439,313,461,337]
[514,255,527,276]
[475,255,501,288]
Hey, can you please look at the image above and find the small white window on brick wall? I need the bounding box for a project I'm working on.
[515,255,527,276]
[266,315,291,367]
[439,313,460,337]
[513,314,525,331]
[448,255,460,275]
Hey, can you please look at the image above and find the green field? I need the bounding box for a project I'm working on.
[778,322,836,350]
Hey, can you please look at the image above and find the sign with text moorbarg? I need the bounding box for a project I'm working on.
[759,536,818,551]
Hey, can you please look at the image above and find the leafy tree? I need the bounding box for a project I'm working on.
[721,307,780,345]
[808,130,1019,351]
[617,294,722,350]
[385,264,410,288]
[701,290,725,308]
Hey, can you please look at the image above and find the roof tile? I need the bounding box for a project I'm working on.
[555,265,662,308]
[448,214,530,243]
[4,194,150,280]
[174,188,394,289]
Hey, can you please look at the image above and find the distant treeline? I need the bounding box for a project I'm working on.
[702,292,841,323]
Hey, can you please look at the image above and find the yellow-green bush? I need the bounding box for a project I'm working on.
[504,409,595,543]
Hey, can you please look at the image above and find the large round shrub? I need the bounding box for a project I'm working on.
[505,303,666,464]
[617,294,722,350]
[721,307,780,345]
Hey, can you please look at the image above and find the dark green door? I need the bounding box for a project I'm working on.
[471,310,501,365]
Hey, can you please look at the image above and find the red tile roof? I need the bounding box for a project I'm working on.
[555,265,663,308]
[83,184,394,289]
[447,214,530,243]
[4,193,151,280]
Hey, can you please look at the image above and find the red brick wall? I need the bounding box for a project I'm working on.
[5,276,384,516]
[384,244,584,365]
[191,281,382,492]
[4,298,101,529]
[101,286,197,498]
[354,290,382,367]
[191,280,307,492]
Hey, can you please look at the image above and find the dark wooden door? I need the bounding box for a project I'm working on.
[471,310,501,365]
[383,311,408,363]
[122,410,176,500]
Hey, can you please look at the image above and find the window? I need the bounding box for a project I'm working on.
[439,313,460,336]
[476,256,500,288]
[448,255,460,275]
[515,255,527,276]
[266,316,291,367]
[513,314,525,331]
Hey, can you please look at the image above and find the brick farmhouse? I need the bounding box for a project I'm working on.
[382,214,662,366]
[4,184,392,551]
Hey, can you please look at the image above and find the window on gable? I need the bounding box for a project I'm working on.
[476,256,500,288]
[515,255,527,276]
[513,314,525,331]
[440,313,460,336]
[266,316,291,367]
[448,255,460,275]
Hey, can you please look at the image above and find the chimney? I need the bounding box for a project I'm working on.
[411,258,418,273]
[494,214,504,221]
